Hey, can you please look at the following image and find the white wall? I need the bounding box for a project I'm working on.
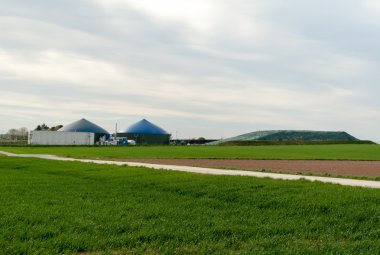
[29,131,95,145]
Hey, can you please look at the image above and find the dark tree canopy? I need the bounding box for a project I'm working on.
[49,125,63,131]
[35,124,63,131]
[35,123,49,131]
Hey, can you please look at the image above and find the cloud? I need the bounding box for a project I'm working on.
[0,0,380,141]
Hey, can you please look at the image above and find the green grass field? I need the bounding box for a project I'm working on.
[1,144,380,160]
[1,157,380,254]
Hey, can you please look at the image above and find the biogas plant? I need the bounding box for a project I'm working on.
[28,118,368,146]
[29,118,170,146]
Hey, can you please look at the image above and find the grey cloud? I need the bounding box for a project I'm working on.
[0,0,380,141]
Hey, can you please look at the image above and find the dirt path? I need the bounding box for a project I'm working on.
[118,159,380,178]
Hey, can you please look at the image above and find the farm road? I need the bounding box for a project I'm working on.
[1,151,380,189]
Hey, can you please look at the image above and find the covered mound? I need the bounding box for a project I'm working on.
[209,130,360,145]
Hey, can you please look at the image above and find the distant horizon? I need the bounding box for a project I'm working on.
[2,118,377,142]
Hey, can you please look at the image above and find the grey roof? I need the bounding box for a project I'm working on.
[59,118,109,134]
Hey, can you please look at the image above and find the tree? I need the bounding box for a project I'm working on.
[6,127,28,140]
[49,125,63,131]
[35,124,49,131]
[7,129,18,139]
[18,127,28,138]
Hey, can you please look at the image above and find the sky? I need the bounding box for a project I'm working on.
[1,0,380,140]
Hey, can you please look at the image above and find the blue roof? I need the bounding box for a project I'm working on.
[59,118,109,134]
[120,119,169,135]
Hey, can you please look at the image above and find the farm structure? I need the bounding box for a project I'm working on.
[28,118,109,145]
[118,119,170,145]
[29,131,95,145]
[59,118,109,142]
[210,130,359,145]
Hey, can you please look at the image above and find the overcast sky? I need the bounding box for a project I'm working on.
[1,0,380,140]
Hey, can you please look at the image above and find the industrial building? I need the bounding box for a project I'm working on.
[29,131,95,145]
[29,118,109,145]
[59,118,109,141]
[117,119,170,145]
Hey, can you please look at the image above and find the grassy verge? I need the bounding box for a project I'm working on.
[1,144,380,160]
[1,157,380,254]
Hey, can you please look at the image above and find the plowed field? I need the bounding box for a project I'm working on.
[120,158,380,178]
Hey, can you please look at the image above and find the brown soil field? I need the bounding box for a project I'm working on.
[116,158,380,178]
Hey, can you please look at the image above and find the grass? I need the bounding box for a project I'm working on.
[1,144,380,160]
[1,157,380,254]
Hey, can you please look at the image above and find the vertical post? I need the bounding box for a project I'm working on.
[115,123,118,140]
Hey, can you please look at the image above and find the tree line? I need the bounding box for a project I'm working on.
[3,124,63,140]
[5,127,29,140]
[35,124,63,131]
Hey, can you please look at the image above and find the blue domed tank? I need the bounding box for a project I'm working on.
[59,118,109,134]
[59,118,109,141]
[120,119,169,135]
[118,119,170,145]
